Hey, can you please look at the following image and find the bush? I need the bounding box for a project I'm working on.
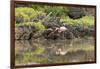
[15,6,94,32]
[31,5,69,16]
[60,16,94,27]
[15,22,46,31]
[32,22,46,31]
[15,7,43,23]
[44,6,69,16]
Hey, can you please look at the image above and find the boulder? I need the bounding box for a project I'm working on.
[74,26,94,37]
[42,27,74,40]
[42,28,53,39]
[64,30,74,39]
[32,31,43,39]
[68,7,85,19]
[15,26,36,40]
[64,24,80,38]
[31,14,46,22]
[43,15,62,29]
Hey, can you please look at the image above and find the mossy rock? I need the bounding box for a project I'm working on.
[68,7,85,19]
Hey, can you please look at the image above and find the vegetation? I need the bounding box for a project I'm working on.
[15,7,44,23]
[15,4,95,65]
[44,6,69,16]
[60,15,94,27]
[15,22,46,31]
[15,5,94,31]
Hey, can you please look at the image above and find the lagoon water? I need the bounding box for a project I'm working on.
[15,37,95,65]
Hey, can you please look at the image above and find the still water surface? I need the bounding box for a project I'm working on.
[15,38,95,65]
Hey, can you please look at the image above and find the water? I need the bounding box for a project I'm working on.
[15,37,95,65]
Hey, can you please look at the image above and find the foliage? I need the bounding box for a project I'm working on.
[32,22,46,31]
[32,5,46,12]
[67,45,94,52]
[60,16,94,27]
[15,7,43,23]
[15,5,95,65]
[15,5,94,31]
[15,22,46,31]
[31,5,69,16]
[15,47,48,64]
[44,6,69,16]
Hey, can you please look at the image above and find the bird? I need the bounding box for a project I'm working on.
[56,48,68,56]
[58,26,68,33]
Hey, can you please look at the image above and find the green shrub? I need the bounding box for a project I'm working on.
[32,5,46,12]
[60,16,94,27]
[32,22,46,31]
[31,5,69,16]
[15,7,43,23]
[45,6,69,16]
[15,22,46,31]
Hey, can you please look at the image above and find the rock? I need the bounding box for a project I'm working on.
[20,32,31,40]
[43,21,61,29]
[43,15,62,29]
[42,28,53,39]
[42,27,74,40]
[89,28,94,36]
[37,14,46,20]
[84,8,95,16]
[49,16,60,23]
[15,26,36,40]
[15,33,22,40]
[64,30,74,39]
[42,28,62,39]
[71,29,80,38]
[83,27,94,37]
[31,14,46,22]
[64,24,79,38]
[30,18,39,22]
[15,16,24,23]
[50,33,61,40]
[32,31,42,39]
[43,22,55,28]
[15,14,94,40]
[74,26,94,37]
[68,7,85,19]
[15,26,24,40]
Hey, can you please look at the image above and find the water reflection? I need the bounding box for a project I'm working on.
[15,38,95,65]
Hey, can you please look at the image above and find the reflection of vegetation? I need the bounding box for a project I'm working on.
[16,54,49,64]
[31,47,45,55]
[66,45,94,52]
[15,38,94,65]
[16,47,48,64]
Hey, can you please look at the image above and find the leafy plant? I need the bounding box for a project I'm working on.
[60,16,94,27]
[15,7,43,23]
[32,22,46,31]
[45,6,69,16]
[15,22,46,31]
